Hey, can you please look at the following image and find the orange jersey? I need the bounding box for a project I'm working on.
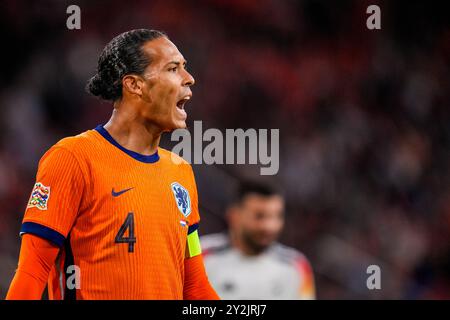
[20,125,202,299]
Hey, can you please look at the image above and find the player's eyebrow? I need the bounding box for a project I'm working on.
[164,60,187,68]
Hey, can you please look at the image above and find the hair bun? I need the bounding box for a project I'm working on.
[86,73,117,101]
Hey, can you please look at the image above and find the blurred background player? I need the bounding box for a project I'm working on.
[201,181,315,299]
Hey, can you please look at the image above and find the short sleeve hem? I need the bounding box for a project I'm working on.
[20,222,66,247]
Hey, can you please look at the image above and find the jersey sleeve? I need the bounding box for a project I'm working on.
[296,256,316,300]
[186,165,201,258]
[20,146,85,247]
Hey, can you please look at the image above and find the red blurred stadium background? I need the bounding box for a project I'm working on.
[0,0,449,299]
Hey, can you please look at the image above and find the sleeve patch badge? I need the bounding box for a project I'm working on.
[27,182,51,210]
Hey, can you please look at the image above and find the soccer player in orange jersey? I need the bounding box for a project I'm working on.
[6,29,220,300]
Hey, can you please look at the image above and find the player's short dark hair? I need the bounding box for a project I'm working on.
[236,180,281,203]
[86,29,167,101]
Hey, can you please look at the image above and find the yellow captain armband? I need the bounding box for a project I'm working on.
[186,223,202,258]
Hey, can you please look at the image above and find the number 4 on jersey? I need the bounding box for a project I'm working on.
[115,212,136,253]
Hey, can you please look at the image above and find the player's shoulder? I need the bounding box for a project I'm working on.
[158,148,195,180]
[158,147,190,166]
[51,129,97,152]
[42,129,98,161]
[200,232,231,256]
[269,242,312,267]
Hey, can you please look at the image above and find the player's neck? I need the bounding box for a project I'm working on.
[238,245,259,256]
[230,233,262,257]
[104,107,161,156]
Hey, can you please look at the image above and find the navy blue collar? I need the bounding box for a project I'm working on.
[95,125,160,163]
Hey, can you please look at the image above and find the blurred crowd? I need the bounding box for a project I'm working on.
[0,0,449,299]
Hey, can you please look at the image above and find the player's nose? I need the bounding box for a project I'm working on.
[183,70,195,87]
[262,220,281,234]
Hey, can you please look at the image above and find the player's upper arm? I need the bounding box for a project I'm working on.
[186,223,202,258]
[20,146,86,247]
[184,163,202,258]
[6,234,61,300]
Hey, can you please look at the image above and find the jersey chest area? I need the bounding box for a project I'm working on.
[74,162,193,254]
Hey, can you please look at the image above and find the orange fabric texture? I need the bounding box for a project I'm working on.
[183,255,220,300]
[6,234,59,300]
[19,127,203,299]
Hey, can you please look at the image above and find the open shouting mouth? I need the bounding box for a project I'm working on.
[176,95,191,119]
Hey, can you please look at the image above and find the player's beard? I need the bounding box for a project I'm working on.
[241,230,272,255]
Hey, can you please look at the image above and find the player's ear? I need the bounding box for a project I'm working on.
[225,204,240,228]
[122,75,144,97]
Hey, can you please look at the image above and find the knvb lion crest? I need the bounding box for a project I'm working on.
[27,182,51,210]
[171,182,191,217]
